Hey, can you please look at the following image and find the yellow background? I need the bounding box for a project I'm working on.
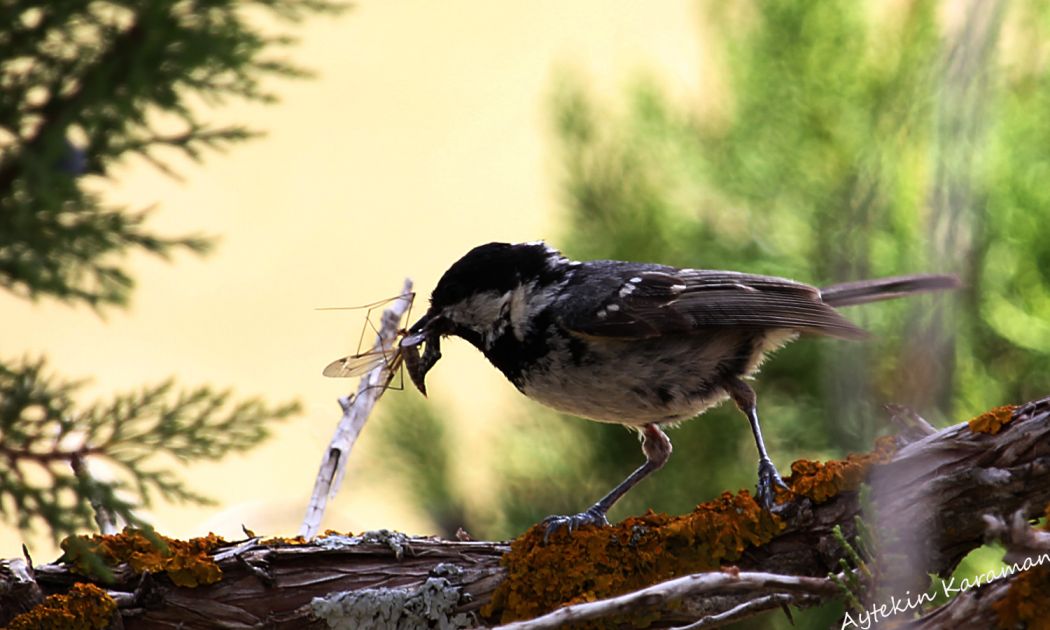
[1,1,707,559]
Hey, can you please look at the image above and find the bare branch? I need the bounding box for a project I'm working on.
[983,509,1050,564]
[70,452,119,534]
[299,278,414,539]
[2,396,1048,629]
[674,593,799,629]
[898,508,1050,629]
[492,570,839,630]
[883,403,937,444]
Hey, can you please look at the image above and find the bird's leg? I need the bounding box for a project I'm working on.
[726,376,788,510]
[543,424,672,541]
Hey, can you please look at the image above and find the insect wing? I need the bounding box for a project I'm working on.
[323,349,397,378]
[320,291,415,378]
[315,292,416,313]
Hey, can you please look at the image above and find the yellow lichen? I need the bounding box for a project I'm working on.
[780,435,897,504]
[261,530,352,546]
[995,563,1050,629]
[484,438,899,625]
[994,504,1050,629]
[6,582,117,630]
[484,491,783,625]
[261,535,309,546]
[61,528,225,587]
[968,405,1017,435]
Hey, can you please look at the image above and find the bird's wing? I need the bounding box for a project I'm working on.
[558,268,866,340]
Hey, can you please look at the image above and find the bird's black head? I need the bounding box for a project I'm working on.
[429,241,564,310]
[400,241,569,387]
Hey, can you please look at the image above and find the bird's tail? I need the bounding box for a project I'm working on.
[820,274,959,307]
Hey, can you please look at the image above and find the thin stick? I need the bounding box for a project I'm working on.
[493,570,840,630]
[673,593,799,629]
[70,452,119,534]
[299,278,413,539]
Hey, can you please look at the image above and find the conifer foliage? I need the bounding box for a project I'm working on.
[0,0,340,546]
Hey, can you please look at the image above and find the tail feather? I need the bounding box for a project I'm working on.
[820,274,960,307]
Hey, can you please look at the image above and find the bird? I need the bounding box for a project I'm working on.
[398,241,957,535]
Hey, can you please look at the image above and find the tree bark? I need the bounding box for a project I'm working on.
[3,396,1048,629]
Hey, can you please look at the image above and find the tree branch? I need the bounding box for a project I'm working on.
[2,396,1048,628]
[299,278,414,539]
[493,569,840,630]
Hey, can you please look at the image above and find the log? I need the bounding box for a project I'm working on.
[2,397,1047,629]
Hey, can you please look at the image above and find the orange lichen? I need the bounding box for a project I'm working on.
[261,535,309,546]
[61,528,225,587]
[6,582,116,630]
[483,490,783,624]
[485,438,900,625]
[968,405,1018,435]
[261,530,353,546]
[994,504,1050,629]
[994,567,1050,630]
[780,435,898,504]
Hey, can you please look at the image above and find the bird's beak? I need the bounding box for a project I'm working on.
[400,311,444,395]
[400,330,428,347]
[401,310,435,347]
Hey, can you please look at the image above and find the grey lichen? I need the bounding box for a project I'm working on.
[310,576,474,630]
[316,529,410,560]
[357,529,410,560]
[430,563,465,579]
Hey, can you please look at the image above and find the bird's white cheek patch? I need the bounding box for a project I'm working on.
[509,284,531,341]
[509,282,561,341]
[448,291,506,332]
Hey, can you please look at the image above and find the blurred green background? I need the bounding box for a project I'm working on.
[379,0,1050,535]
[370,0,1050,626]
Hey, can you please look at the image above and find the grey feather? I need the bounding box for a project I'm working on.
[820,274,960,307]
[558,264,865,340]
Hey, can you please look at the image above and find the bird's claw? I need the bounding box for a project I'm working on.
[755,457,789,510]
[541,505,610,543]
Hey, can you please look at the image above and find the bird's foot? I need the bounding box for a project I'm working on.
[755,457,789,511]
[541,505,610,543]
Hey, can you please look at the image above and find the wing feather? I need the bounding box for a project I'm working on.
[561,268,865,340]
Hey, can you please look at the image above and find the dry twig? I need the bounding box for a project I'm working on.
[299,278,413,539]
[493,570,839,630]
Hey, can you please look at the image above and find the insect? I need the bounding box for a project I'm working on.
[403,331,442,396]
[321,292,437,396]
[321,342,406,378]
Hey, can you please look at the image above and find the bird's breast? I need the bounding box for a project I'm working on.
[516,328,782,425]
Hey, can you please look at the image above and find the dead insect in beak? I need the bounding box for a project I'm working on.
[399,332,441,397]
[401,341,426,396]
[399,313,445,396]
[320,292,416,389]
[322,343,404,378]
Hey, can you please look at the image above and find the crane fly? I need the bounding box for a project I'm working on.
[321,341,406,378]
[320,292,432,395]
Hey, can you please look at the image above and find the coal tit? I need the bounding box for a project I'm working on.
[400,241,957,535]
